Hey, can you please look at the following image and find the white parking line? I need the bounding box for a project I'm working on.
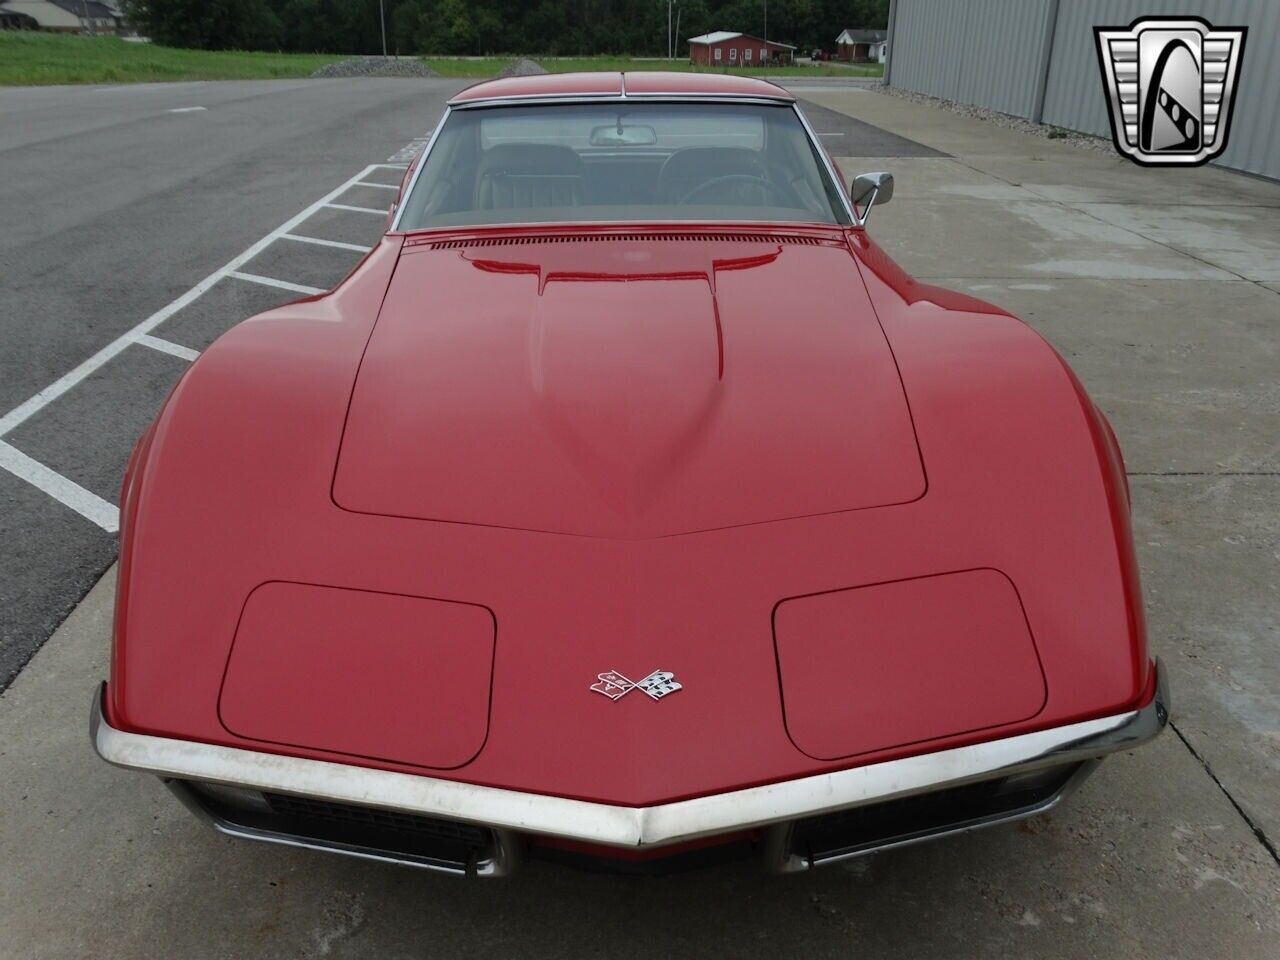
[132,334,200,362]
[325,202,388,215]
[0,440,119,533]
[387,139,428,163]
[228,272,325,296]
[281,234,372,253]
[0,164,375,440]
[354,181,399,191]
[0,278,215,440]
[0,163,381,531]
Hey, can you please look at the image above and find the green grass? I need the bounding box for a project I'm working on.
[0,34,883,87]
[423,56,884,79]
[0,32,349,86]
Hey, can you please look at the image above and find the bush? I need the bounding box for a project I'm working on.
[126,0,283,51]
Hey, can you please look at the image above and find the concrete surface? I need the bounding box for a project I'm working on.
[1,81,1277,958]
[1,569,1277,960]
[811,87,1280,853]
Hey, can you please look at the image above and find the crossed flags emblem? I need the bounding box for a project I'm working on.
[590,669,682,702]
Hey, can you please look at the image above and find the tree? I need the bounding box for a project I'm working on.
[125,0,889,56]
[390,0,423,53]
[414,0,474,54]
[126,0,283,50]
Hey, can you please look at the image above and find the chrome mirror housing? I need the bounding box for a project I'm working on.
[850,172,894,224]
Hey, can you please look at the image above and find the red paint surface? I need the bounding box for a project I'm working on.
[106,93,1151,806]
[623,71,792,98]
[775,569,1047,760]
[219,582,495,769]
[334,237,924,538]
[451,72,623,103]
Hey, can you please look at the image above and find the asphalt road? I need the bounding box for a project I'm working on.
[0,78,938,689]
[0,78,463,687]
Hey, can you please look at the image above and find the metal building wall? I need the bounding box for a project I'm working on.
[1040,0,1278,179]
[887,0,1056,118]
[887,0,1278,180]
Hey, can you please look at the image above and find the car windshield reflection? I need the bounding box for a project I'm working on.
[397,102,851,229]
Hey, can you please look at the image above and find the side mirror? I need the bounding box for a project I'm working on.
[850,171,894,223]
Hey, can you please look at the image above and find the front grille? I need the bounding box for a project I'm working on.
[790,763,1083,865]
[175,781,496,872]
[263,793,490,848]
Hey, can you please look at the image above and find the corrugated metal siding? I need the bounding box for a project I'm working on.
[889,0,1055,118]
[888,0,1278,180]
[1040,0,1279,179]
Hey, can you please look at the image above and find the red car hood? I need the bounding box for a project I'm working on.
[333,234,925,538]
[112,234,1150,806]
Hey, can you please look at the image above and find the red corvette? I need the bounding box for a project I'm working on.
[93,73,1167,876]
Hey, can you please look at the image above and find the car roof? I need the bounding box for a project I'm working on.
[448,71,795,105]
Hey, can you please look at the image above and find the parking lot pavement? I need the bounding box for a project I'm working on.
[794,97,949,158]
[2,80,1277,958]
[0,78,464,687]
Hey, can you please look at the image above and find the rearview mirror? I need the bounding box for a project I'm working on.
[589,124,658,147]
[850,172,894,223]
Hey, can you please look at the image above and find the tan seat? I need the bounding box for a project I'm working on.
[474,143,585,211]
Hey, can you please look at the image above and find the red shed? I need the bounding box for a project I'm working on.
[688,32,795,67]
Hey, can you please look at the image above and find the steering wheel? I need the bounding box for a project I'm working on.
[679,174,792,206]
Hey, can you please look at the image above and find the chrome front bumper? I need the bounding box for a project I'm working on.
[91,660,1167,875]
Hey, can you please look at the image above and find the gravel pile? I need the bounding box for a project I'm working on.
[311,57,437,79]
[871,85,1114,154]
[495,58,549,78]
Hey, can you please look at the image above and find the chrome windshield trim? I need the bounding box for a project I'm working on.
[91,661,1166,850]
[391,98,846,234]
[448,93,796,109]
[791,101,857,224]
[388,106,450,232]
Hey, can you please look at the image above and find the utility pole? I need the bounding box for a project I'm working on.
[379,0,387,57]
[674,6,681,60]
[762,0,768,67]
[667,1,672,59]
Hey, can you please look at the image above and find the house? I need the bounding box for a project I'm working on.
[0,4,37,27]
[688,32,795,67]
[0,0,122,33]
[835,28,887,63]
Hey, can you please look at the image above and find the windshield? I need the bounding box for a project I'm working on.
[397,102,851,230]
